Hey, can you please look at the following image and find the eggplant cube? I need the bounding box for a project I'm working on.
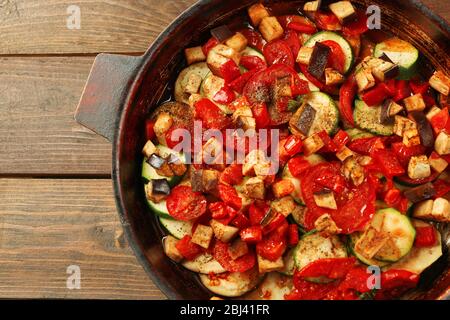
[296,46,314,65]
[191,224,214,249]
[243,149,269,176]
[429,153,448,173]
[225,32,248,52]
[142,140,157,158]
[426,106,442,121]
[154,112,173,145]
[313,190,337,209]
[304,0,321,12]
[271,196,296,217]
[164,235,184,262]
[414,198,450,222]
[329,1,356,24]
[314,213,342,236]
[183,72,202,94]
[303,133,325,155]
[429,71,450,96]
[257,254,284,273]
[228,239,249,260]
[403,94,426,112]
[248,3,270,27]
[210,220,239,242]
[393,115,416,137]
[244,177,266,200]
[272,179,295,199]
[325,68,344,86]
[372,61,399,82]
[202,169,220,193]
[408,155,431,180]
[259,16,284,42]
[336,146,354,162]
[355,68,376,92]
[184,46,206,65]
[435,131,450,155]
[403,128,421,147]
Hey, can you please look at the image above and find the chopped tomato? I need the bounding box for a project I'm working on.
[240,226,263,243]
[256,236,286,261]
[393,80,412,102]
[175,235,203,260]
[391,142,426,167]
[263,39,295,67]
[362,83,390,106]
[339,74,357,126]
[166,185,207,221]
[288,224,299,246]
[240,55,267,71]
[248,202,269,225]
[373,149,405,177]
[430,107,449,134]
[252,102,271,129]
[220,163,243,185]
[218,184,242,210]
[287,21,317,34]
[220,60,242,83]
[297,258,356,280]
[414,226,437,247]
[213,241,256,272]
[239,28,266,52]
[337,266,372,294]
[262,213,287,235]
[342,10,368,36]
[321,40,346,73]
[231,213,251,229]
[194,98,231,129]
[348,137,385,155]
[229,69,258,94]
[284,135,303,156]
[287,156,311,177]
[145,120,156,141]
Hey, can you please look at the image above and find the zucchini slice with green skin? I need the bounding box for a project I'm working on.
[200,72,233,114]
[280,248,296,276]
[245,272,293,300]
[294,91,340,136]
[373,37,419,80]
[146,199,172,219]
[281,154,325,205]
[159,216,193,239]
[141,145,186,186]
[348,233,391,267]
[241,47,266,61]
[199,268,261,297]
[383,220,442,274]
[182,253,227,274]
[174,62,210,104]
[345,127,374,140]
[294,233,347,283]
[353,100,394,136]
[303,31,354,74]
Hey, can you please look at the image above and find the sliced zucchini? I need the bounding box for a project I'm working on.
[298,72,320,92]
[304,31,354,74]
[174,62,211,104]
[345,127,374,140]
[281,154,325,205]
[159,216,193,239]
[294,233,347,283]
[280,248,296,276]
[200,268,261,297]
[182,253,227,274]
[349,233,391,267]
[293,91,340,136]
[373,38,419,80]
[384,220,442,274]
[354,100,394,136]
[241,47,266,61]
[245,272,293,300]
[146,199,172,219]
[200,72,233,114]
[142,145,186,186]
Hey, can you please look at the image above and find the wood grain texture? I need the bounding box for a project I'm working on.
[0,178,165,299]
[0,0,196,55]
[0,57,112,175]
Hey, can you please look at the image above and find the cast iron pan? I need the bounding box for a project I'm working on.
[75,0,450,299]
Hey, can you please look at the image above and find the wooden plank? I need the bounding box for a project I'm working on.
[0,56,112,175]
[0,178,166,299]
[0,0,196,55]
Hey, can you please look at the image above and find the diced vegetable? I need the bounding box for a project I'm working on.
[407,155,431,180]
[429,71,450,96]
[353,100,394,136]
[248,3,270,27]
[184,46,206,65]
[259,16,284,42]
[328,1,357,24]
[175,63,210,104]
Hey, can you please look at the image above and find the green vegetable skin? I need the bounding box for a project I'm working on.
[373,37,419,80]
[353,100,394,136]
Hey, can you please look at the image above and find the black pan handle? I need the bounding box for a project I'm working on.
[74,53,143,142]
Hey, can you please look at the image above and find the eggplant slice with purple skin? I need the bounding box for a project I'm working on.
[410,111,434,148]
[403,182,436,203]
[308,42,331,80]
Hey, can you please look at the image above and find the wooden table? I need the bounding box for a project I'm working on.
[0,0,448,300]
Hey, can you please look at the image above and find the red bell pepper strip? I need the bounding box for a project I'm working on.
[209,202,228,220]
[287,21,317,34]
[252,102,271,129]
[314,11,341,31]
[175,235,204,260]
[332,129,350,151]
[297,258,357,280]
[362,83,390,106]
[229,69,257,94]
[239,28,266,52]
[283,29,301,58]
[240,55,267,71]
[372,149,405,177]
[202,37,220,56]
[283,135,303,156]
[348,136,385,156]
[194,98,231,130]
[248,202,268,226]
[220,60,242,83]
[240,226,263,243]
[383,188,402,206]
[391,142,426,167]
[414,226,437,247]
[262,213,286,235]
[219,163,243,185]
[287,156,311,178]
[393,80,411,101]
[288,224,299,246]
[339,74,357,126]
[218,184,242,210]
[145,120,156,141]
[380,269,419,290]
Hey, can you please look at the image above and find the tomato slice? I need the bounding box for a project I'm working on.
[218,184,242,210]
[321,40,346,73]
[213,241,256,272]
[166,185,207,221]
[282,29,301,57]
[263,39,295,67]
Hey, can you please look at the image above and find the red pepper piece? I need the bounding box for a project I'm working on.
[393,80,411,102]
[252,102,271,129]
[372,149,405,177]
[383,188,401,206]
[430,107,449,134]
[240,55,267,71]
[240,226,263,243]
[362,83,390,106]
[332,129,350,151]
[297,258,356,280]
[284,135,303,156]
[391,142,426,167]
[202,37,220,56]
[433,179,450,199]
[414,226,437,247]
[145,120,156,141]
[288,224,299,246]
[342,10,368,36]
[256,236,287,261]
[262,213,286,235]
[194,98,231,130]
[287,21,317,34]
[229,69,258,94]
[218,184,242,210]
[213,86,236,104]
[231,213,251,229]
[339,74,357,126]
[287,156,311,178]
[175,235,203,260]
[219,60,242,83]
